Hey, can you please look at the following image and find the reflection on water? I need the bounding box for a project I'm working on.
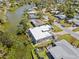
[7,4,35,32]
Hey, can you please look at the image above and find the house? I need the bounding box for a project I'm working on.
[55,14,66,20]
[51,10,60,15]
[0,0,2,2]
[28,10,37,14]
[74,14,79,19]
[47,40,79,59]
[28,10,39,19]
[55,0,66,3]
[0,0,3,4]
[31,19,45,27]
[67,18,79,26]
[43,15,49,21]
[28,25,54,44]
[73,20,79,26]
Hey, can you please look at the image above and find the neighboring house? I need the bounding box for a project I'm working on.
[28,25,54,44]
[0,0,3,2]
[74,14,79,19]
[28,11,39,19]
[51,10,60,15]
[43,15,49,21]
[55,0,66,3]
[55,15,66,20]
[0,0,3,4]
[73,20,79,26]
[31,20,45,27]
[47,40,79,59]
[67,18,79,26]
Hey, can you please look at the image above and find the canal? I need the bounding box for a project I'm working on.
[7,4,34,32]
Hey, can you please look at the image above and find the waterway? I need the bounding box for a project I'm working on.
[7,4,34,32]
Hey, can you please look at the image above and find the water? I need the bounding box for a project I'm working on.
[7,4,35,32]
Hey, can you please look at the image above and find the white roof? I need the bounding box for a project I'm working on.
[48,40,79,59]
[51,11,60,14]
[55,15,66,19]
[43,15,49,20]
[0,0,2,2]
[73,19,79,25]
[29,25,52,41]
[68,18,79,25]
[28,10,37,14]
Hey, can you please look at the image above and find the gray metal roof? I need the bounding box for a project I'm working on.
[47,40,79,59]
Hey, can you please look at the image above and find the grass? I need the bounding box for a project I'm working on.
[0,22,10,31]
[28,22,33,28]
[32,48,48,59]
[60,20,72,27]
[18,35,33,59]
[46,12,57,22]
[35,40,53,48]
[32,49,38,59]
[58,34,78,45]
[52,24,62,32]
[72,40,79,48]
[8,35,34,59]
[73,27,79,32]
[37,48,48,59]
[9,4,19,12]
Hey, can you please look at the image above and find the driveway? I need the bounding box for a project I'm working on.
[54,22,79,40]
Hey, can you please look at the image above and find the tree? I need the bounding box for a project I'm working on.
[0,32,13,48]
[20,18,29,31]
[18,10,30,34]
[37,10,43,19]
[0,43,8,59]
[7,34,33,59]
[16,25,25,35]
[58,4,67,12]
[65,8,75,18]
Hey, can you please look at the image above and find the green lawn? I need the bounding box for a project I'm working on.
[46,12,58,22]
[37,48,48,59]
[32,48,48,59]
[58,34,79,48]
[52,24,62,32]
[58,34,78,44]
[0,22,10,31]
[73,27,79,32]
[60,20,72,27]
[35,40,53,48]
[32,49,38,59]
[28,22,33,28]
[9,4,19,12]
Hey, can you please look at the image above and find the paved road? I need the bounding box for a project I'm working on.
[54,22,79,40]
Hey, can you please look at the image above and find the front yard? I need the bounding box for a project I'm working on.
[32,48,48,59]
[60,20,72,27]
[58,34,79,47]
[46,12,58,22]
[58,34,76,43]
[35,40,53,48]
[72,27,79,32]
[52,24,62,32]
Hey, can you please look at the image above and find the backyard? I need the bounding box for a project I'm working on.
[32,48,48,59]
[58,34,79,47]
[73,27,79,32]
